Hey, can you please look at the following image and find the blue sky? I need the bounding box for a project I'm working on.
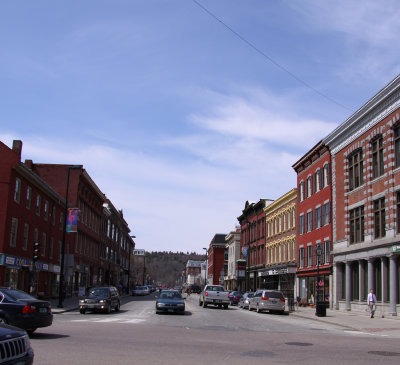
[1,0,400,253]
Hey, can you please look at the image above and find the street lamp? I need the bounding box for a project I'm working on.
[58,165,81,308]
[128,236,135,294]
[315,243,326,317]
[203,248,208,287]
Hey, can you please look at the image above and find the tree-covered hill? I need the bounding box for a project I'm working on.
[145,251,205,287]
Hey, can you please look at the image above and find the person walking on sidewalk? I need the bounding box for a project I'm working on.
[367,289,377,318]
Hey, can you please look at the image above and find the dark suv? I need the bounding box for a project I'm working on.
[0,324,34,364]
[79,287,120,314]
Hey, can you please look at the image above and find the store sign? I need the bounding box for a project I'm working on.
[236,270,246,278]
[392,244,400,253]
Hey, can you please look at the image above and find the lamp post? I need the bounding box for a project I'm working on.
[58,165,81,308]
[128,235,135,294]
[203,248,208,287]
[315,243,326,317]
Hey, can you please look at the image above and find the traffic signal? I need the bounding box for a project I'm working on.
[32,242,40,262]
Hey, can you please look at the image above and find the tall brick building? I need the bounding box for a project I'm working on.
[292,142,333,307]
[206,234,227,285]
[324,75,400,315]
[0,141,71,297]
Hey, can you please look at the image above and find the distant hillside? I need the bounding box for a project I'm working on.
[145,251,205,287]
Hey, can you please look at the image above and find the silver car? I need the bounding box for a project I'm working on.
[248,290,285,314]
[238,292,254,309]
[132,286,150,296]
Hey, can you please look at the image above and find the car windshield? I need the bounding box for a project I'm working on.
[159,292,182,300]
[2,289,36,301]
[89,288,109,297]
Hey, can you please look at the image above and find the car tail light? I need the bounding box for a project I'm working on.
[261,297,269,301]
[234,297,240,300]
[280,298,285,302]
[205,291,208,297]
[22,305,36,314]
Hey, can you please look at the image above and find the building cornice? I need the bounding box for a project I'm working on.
[324,74,400,155]
[264,188,297,215]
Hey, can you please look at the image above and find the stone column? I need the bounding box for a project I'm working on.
[389,255,398,316]
[345,261,351,311]
[359,260,365,302]
[368,259,375,292]
[381,257,388,303]
[334,262,341,310]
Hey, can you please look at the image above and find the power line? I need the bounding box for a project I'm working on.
[192,0,352,112]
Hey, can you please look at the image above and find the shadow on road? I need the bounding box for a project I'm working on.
[30,332,69,340]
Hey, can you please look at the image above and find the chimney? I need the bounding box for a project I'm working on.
[25,159,33,169]
[12,140,23,160]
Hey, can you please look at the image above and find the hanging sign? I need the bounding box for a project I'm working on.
[66,208,79,232]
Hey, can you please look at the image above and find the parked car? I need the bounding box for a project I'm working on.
[79,286,120,314]
[132,286,150,296]
[248,290,285,314]
[0,323,34,363]
[155,290,185,314]
[238,292,254,309]
[228,291,243,306]
[0,287,53,334]
[199,285,230,309]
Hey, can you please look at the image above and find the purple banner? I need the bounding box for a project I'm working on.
[66,208,79,232]
[241,246,249,259]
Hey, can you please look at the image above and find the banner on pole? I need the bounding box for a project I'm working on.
[241,246,249,259]
[66,208,79,232]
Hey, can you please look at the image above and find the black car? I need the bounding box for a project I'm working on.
[155,290,185,314]
[228,291,243,306]
[0,288,53,334]
[0,323,34,364]
[79,286,120,314]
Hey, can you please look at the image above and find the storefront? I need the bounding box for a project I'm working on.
[298,274,330,306]
[259,265,296,298]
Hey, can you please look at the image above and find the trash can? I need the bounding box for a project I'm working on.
[316,301,326,317]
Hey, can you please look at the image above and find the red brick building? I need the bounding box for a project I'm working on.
[31,163,105,295]
[324,75,400,315]
[237,199,273,291]
[206,234,227,285]
[292,142,333,307]
[0,140,71,297]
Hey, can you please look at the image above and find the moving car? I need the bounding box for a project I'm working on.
[238,292,254,309]
[79,286,120,314]
[228,291,242,306]
[132,286,150,296]
[248,290,285,314]
[155,290,185,314]
[0,287,53,334]
[0,323,34,364]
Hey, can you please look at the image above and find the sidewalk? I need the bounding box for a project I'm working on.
[290,305,400,334]
[50,296,80,314]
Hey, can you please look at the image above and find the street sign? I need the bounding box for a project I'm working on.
[392,244,400,253]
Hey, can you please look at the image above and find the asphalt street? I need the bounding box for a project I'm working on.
[30,293,400,364]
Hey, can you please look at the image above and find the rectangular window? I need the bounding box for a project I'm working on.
[314,207,322,229]
[307,246,313,267]
[44,200,49,221]
[42,233,47,256]
[322,202,330,226]
[10,218,18,247]
[36,195,41,216]
[26,187,32,209]
[324,163,330,187]
[325,241,331,264]
[306,211,313,232]
[397,192,400,234]
[395,125,400,168]
[350,206,364,244]
[299,247,305,268]
[306,176,313,198]
[349,150,363,191]
[14,178,21,203]
[23,223,29,250]
[52,206,56,226]
[49,237,54,259]
[374,198,386,239]
[299,215,305,235]
[372,137,384,178]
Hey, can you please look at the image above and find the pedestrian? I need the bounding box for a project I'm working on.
[367,289,377,318]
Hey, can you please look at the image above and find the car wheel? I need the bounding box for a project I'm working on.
[80,309,86,314]
[223,304,228,309]
[0,316,8,324]
[105,304,111,314]
[115,301,120,312]
[199,300,202,306]
[203,301,207,308]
